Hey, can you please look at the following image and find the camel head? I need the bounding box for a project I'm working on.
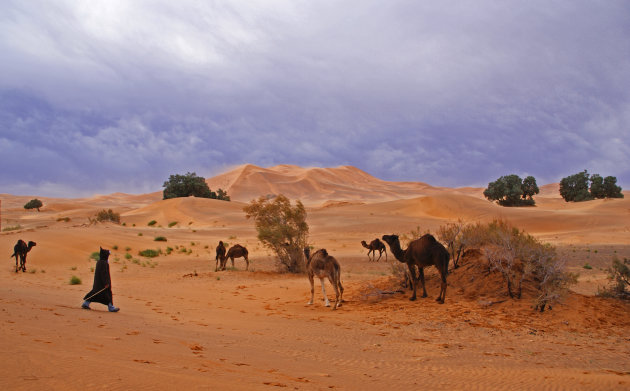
[361,240,368,248]
[381,234,399,247]
[27,241,37,249]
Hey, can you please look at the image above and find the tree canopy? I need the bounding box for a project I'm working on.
[243,194,309,273]
[162,172,230,201]
[559,170,623,202]
[483,174,538,206]
[24,198,43,211]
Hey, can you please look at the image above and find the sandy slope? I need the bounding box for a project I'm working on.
[1,165,629,390]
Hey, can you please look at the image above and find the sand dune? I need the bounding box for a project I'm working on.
[1,165,629,390]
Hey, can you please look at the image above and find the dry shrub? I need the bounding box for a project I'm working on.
[91,209,120,224]
[598,257,630,299]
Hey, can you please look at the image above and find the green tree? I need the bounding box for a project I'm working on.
[603,176,624,198]
[162,172,229,201]
[24,198,43,212]
[559,170,592,202]
[216,188,231,201]
[589,174,606,199]
[521,176,540,200]
[483,174,535,206]
[243,195,309,273]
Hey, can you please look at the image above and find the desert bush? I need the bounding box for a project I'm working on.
[436,219,473,268]
[69,275,82,285]
[24,198,43,211]
[162,172,231,201]
[244,194,309,273]
[154,236,167,242]
[89,252,100,261]
[3,224,22,232]
[168,221,178,228]
[139,249,161,258]
[599,257,630,299]
[148,220,157,226]
[92,209,120,224]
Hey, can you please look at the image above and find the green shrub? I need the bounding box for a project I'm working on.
[139,249,161,258]
[583,263,593,270]
[154,236,167,242]
[24,198,43,211]
[2,225,22,232]
[89,252,100,261]
[69,275,82,285]
[148,220,157,226]
[112,245,118,250]
[125,253,132,260]
[168,221,178,228]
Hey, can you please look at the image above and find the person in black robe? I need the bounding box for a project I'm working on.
[82,247,119,312]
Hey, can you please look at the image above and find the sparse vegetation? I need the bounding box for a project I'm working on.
[91,209,121,224]
[244,194,309,273]
[24,198,43,211]
[2,224,22,232]
[69,275,82,285]
[168,221,178,228]
[89,252,100,261]
[598,257,630,299]
[148,220,157,226]
[154,236,167,242]
[139,249,161,258]
[56,217,71,222]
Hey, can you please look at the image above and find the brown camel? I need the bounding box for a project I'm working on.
[221,244,249,271]
[303,247,344,310]
[361,238,387,262]
[11,240,36,273]
[382,234,450,303]
[215,241,226,272]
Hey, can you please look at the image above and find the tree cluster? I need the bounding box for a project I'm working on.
[559,170,623,202]
[483,175,539,206]
[162,172,230,201]
[243,195,309,273]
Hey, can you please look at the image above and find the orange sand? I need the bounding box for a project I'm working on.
[1,164,629,390]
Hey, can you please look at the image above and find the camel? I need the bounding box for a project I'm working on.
[215,241,226,272]
[221,244,249,271]
[361,238,387,262]
[11,240,36,273]
[303,247,344,310]
[382,234,450,303]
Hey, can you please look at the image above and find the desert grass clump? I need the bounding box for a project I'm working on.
[139,249,161,258]
[168,221,178,228]
[2,224,22,232]
[92,209,120,224]
[598,257,630,300]
[89,252,100,261]
[154,236,167,242]
[69,275,82,285]
[148,220,157,226]
[125,253,132,260]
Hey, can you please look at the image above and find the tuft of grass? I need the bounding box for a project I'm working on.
[89,252,100,261]
[168,221,178,228]
[138,232,143,236]
[71,266,77,271]
[69,275,82,285]
[139,249,161,258]
[2,225,22,232]
[154,236,167,242]
[112,245,118,250]
[583,263,593,270]
[125,253,132,260]
[166,246,173,255]
[40,269,45,273]
[125,246,131,251]
[148,220,157,226]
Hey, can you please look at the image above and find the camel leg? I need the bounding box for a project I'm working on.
[215,257,219,272]
[418,267,428,298]
[320,278,330,307]
[437,271,447,304]
[376,250,382,262]
[328,276,340,310]
[308,274,315,305]
[231,257,235,269]
[407,263,418,301]
[15,255,19,273]
[245,255,249,271]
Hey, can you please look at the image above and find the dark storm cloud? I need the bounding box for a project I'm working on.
[1,0,629,196]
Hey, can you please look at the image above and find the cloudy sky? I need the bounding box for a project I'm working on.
[1,1,629,197]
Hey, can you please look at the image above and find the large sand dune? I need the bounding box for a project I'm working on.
[1,164,629,390]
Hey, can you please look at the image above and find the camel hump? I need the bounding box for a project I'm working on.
[317,248,329,257]
[421,233,438,242]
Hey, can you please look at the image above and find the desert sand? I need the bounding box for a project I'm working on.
[1,164,629,390]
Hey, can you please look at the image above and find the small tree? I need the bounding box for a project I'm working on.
[216,188,231,201]
[24,199,43,212]
[589,174,606,199]
[243,195,309,273]
[483,174,535,206]
[559,170,592,202]
[603,176,624,198]
[162,172,230,200]
[599,257,630,299]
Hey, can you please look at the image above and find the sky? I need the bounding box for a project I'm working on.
[1,0,629,197]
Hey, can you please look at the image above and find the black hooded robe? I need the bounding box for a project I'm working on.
[83,258,113,305]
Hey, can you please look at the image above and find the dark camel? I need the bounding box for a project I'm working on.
[382,234,450,303]
[11,240,36,273]
[303,248,344,310]
[221,244,249,271]
[215,241,226,272]
[361,239,387,262]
